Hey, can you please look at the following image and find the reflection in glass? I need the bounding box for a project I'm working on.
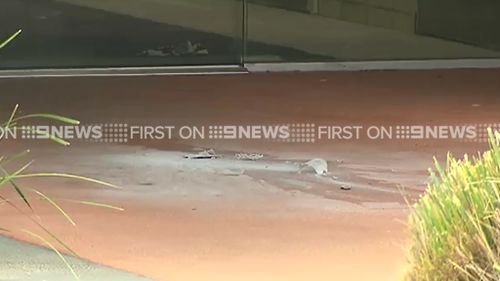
[0,0,244,69]
[245,0,500,62]
[2,0,500,68]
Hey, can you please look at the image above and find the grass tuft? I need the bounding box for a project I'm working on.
[405,129,500,281]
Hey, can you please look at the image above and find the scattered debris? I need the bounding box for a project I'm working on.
[300,158,328,176]
[183,149,219,160]
[139,41,209,57]
[140,49,168,57]
[218,168,245,176]
[235,153,264,161]
[340,185,351,191]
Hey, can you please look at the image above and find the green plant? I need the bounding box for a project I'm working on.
[405,129,500,281]
[1,30,121,279]
[0,29,22,50]
[1,105,121,279]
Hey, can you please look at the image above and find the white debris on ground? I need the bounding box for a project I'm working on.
[183,149,220,160]
[300,158,329,176]
[184,150,266,162]
[140,49,168,57]
[139,41,209,57]
[235,153,264,161]
[217,168,245,176]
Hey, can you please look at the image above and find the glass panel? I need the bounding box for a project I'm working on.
[0,0,243,69]
[417,0,500,51]
[245,0,500,63]
[3,0,500,68]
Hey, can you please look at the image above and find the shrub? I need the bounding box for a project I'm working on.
[405,129,500,281]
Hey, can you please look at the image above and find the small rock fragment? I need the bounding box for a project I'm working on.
[218,169,245,176]
[184,149,219,159]
[301,158,328,175]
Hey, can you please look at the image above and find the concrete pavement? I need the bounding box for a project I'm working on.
[0,236,154,281]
